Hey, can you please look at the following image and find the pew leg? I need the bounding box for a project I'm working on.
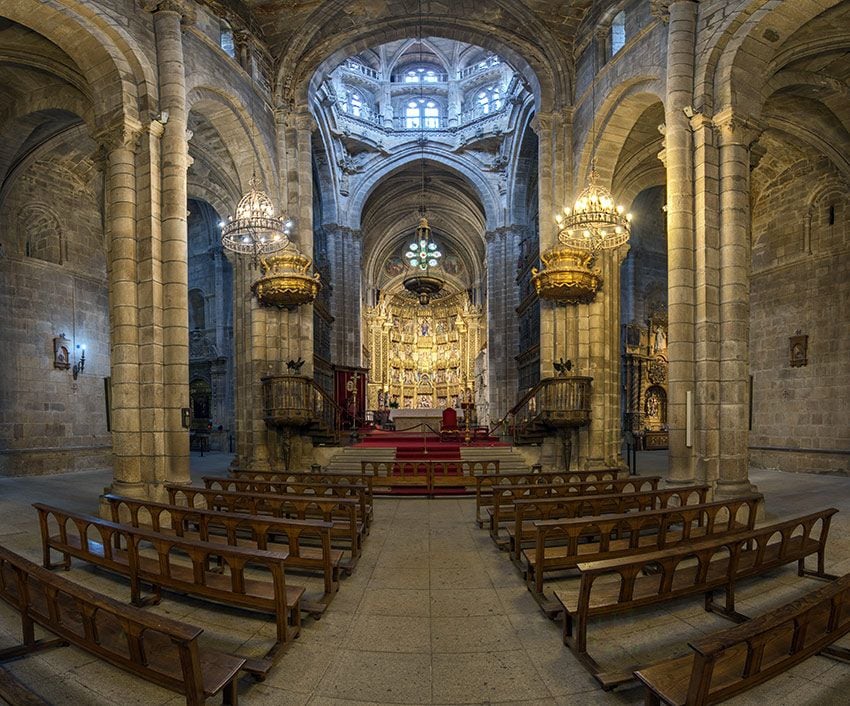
[644,689,661,706]
[799,553,840,582]
[704,588,749,624]
[222,677,239,705]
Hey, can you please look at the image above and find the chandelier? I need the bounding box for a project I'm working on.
[555,166,632,252]
[221,174,293,261]
[403,217,443,305]
[405,218,442,270]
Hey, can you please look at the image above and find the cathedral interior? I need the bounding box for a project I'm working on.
[0,0,849,704]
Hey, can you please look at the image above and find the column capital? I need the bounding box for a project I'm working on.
[94,116,145,155]
[651,0,698,22]
[713,109,766,148]
[283,109,316,133]
[139,0,196,24]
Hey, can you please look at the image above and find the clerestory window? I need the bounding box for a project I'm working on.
[475,85,502,114]
[405,99,441,128]
[611,11,626,55]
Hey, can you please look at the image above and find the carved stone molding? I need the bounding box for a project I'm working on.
[713,109,766,149]
[139,0,196,24]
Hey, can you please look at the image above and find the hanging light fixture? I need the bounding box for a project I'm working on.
[221,173,293,261]
[222,91,320,308]
[534,35,632,304]
[555,164,632,252]
[403,217,443,305]
[402,0,444,306]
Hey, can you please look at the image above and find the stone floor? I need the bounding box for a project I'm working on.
[1,452,850,704]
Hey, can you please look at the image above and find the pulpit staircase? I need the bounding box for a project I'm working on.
[493,376,593,445]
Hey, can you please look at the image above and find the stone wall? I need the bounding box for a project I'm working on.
[749,156,850,474]
[0,131,112,476]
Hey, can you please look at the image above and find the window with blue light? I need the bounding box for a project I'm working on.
[611,11,626,55]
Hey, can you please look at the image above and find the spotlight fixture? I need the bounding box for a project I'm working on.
[72,344,86,380]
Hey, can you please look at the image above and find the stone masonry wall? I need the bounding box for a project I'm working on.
[749,156,850,474]
[0,133,112,476]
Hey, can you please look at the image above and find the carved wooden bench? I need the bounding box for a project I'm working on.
[522,495,763,614]
[228,470,374,517]
[34,504,304,673]
[165,485,363,571]
[553,508,838,689]
[102,493,341,615]
[487,476,663,544]
[0,544,244,705]
[202,476,372,529]
[473,469,619,527]
[497,484,709,550]
[634,572,850,705]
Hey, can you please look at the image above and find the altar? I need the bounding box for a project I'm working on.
[388,408,444,432]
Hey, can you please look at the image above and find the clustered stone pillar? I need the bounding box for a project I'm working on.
[326,225,362,367]
[715,109,761,497]
[485,227,520,422]
[663,0,698,485]
[152,0,192,485]
[103,127,143,498]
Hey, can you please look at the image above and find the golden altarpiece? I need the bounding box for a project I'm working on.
[623,312,669,449]
[365,291,483,411]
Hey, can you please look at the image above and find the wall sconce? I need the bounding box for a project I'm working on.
[72,344,86,380]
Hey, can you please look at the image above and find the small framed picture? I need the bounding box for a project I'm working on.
[53,335,71,370]
[789,334,808,367]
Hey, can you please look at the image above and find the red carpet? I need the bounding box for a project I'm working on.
[352,429,508,494]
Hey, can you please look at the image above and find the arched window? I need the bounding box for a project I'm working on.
[611,11,626,55]
[340,86,374,119]
[400,65,444,83]
[219,20,235,58]
[405,99,441,128]
[475,85,502,114]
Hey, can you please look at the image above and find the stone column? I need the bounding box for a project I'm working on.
[714,109,762,497]
[283,109,316,375]
[485,227,520,422]
[100,124,144,498]
[326,224,362,367]
[148,0,193,484]
[663,0,698,484]
[691,113,721,485]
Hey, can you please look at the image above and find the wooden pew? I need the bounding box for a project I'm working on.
[103,493,341,616]
[634,572,850,705]
[553,508,838,689]
[201,476,372,529]
[523,495,763,614]
[473,469,619,527]
[228,470,374,516]
[360,458,499,495]
[488,487,710,548]
[487,476,663,543]
[165,485,363,571]
[34,504,304,672]
[0,544,244,705]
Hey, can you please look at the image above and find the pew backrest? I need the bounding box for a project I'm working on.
[0,544,244,705]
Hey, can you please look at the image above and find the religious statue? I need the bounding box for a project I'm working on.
[653,325,667,353]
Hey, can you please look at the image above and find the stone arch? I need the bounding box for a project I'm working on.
[186,86,275,198]
[806,180,847,255]
[347,151,501,232]
[18,203,63,265]
[282,9,567,113]
[0,0,156,130]
[698,0,844,119]
[575,78,665,192]
[2,86,96,137]
[505,103,538,226]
